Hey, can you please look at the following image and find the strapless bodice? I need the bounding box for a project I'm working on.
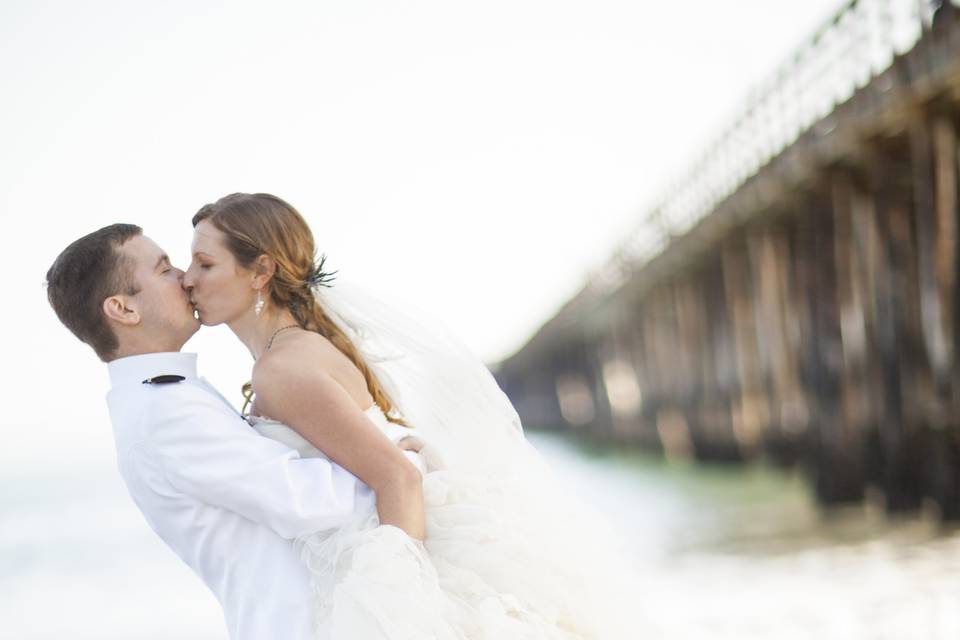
[247,404,425,474]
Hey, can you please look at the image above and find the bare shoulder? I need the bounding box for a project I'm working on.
[253,331,336,382]
[252,330,372,408]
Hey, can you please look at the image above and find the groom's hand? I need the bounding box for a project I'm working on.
[398,435,449,472]
[396,436,425,453]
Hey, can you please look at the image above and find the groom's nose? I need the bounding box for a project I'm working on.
[182,266,195,289]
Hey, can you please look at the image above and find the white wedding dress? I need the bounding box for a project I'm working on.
[248,402,640,640]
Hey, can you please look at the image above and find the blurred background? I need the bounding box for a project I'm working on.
[5,0,960,637]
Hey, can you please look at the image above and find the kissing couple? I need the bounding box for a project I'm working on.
[46,193,639,640]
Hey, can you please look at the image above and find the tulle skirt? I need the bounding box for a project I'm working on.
[295,448,644,640]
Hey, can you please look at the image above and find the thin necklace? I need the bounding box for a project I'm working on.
[265,324,300,353]
[245,324,300,414]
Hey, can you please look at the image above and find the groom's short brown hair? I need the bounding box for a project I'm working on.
[46,223,144,362]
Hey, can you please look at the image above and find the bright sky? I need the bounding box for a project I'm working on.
[4,0,843,472]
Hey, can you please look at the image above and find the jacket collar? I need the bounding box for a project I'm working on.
[108,352,198,388]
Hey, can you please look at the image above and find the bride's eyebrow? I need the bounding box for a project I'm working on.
[192,251,214,259]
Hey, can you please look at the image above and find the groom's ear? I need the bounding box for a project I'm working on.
[251,254,277,288]
[102,294,141,326]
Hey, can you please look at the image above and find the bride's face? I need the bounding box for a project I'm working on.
[183,219,257,326]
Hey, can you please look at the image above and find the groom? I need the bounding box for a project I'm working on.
[45,223,413,640]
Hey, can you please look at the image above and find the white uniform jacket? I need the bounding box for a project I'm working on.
[105,352,375,640]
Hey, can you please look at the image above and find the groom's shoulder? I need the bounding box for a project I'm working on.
[110,379,247,458]
[109,375,205,402]
[108,377,230,430]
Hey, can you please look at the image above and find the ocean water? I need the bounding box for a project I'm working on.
[529,431,960,639]
[2,431,959,639]
[1,466,226,639]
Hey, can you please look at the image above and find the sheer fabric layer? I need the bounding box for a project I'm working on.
[245,278,646,639]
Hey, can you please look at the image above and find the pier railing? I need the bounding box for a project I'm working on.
[593,0,939,295]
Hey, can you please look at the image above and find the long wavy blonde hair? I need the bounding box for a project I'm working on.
[192,192,410,428]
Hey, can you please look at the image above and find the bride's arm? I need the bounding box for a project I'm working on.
[252,355,426,541]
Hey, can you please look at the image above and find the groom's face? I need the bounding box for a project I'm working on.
[120,235,200,343]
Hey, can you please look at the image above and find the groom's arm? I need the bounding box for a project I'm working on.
[143,384,369,539]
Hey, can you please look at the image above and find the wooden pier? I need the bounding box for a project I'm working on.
[495,1,960,519]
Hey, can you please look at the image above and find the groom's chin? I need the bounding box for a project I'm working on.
[175,319,202,350]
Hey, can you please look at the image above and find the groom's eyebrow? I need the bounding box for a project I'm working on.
[154,254,170,271]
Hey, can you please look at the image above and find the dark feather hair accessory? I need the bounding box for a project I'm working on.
[306,253,338,288]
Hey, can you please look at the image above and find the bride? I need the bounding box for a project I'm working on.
[182,193,641,639]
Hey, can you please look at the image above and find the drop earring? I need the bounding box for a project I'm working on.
[254,290,264,316]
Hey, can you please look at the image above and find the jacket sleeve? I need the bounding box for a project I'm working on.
[145,384,367,539]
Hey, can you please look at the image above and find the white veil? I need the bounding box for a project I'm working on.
[314,277,542,476]
[315,277,648,638]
